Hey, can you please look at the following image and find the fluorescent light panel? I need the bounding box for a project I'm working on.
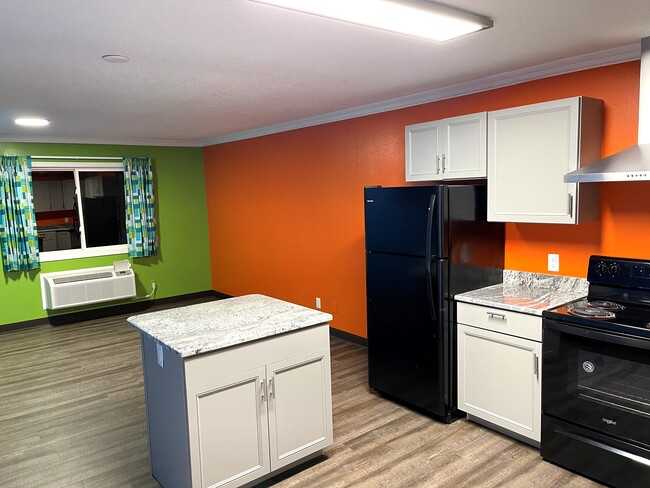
[250,0,493,42]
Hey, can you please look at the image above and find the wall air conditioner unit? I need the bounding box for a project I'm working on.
[40,262,136,310]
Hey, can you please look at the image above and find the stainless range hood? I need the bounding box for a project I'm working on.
[565,37,650,183]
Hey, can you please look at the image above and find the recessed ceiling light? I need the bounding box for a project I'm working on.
[249,0,493,42]
[102,54,130,63]
[15,118,50,127]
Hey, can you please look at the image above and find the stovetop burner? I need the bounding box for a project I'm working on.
[586,300,625,311]
[565,299,627,319]
[567,301,617,319]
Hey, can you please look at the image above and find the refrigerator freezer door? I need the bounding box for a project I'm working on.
[364,186,444,258]
[366,252,447,416]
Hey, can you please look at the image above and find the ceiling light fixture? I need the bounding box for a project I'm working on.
[249,0,493,42]
[15,118,50,127]
[102,54,130,63]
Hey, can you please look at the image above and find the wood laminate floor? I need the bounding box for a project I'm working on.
[0,299,602,488]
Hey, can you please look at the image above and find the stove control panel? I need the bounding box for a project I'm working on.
[588,256,650,288]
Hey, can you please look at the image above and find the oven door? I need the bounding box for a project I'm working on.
[543,319,650,447]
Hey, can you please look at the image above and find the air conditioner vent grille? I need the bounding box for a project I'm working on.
[52,272,114,284]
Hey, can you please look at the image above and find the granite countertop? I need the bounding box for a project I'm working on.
[127,294,333,358]
[455,270,588,316]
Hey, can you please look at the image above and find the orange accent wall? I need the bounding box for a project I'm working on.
[204,61,646,338]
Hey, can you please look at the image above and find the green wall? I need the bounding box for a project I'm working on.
[0,142,212,326]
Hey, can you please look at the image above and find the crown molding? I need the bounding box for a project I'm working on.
[0,135,202,148]
[202,41,641,146]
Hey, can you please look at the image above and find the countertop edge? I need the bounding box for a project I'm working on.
[130,319,332,358]
[455,294,545,316]
[126,294,333,358]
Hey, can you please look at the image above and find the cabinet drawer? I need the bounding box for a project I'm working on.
[456,302,541,342]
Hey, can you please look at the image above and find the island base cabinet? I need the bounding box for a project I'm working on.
[267,350,332,471]
[181,324,333,488]
[140,324,332,488]
[186,367,270,488]
[457,323,541,444]
[186,348,332,488]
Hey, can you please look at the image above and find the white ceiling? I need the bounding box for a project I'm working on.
[1,0,649,147]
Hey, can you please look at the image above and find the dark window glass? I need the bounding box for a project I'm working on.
[32,169,126,252]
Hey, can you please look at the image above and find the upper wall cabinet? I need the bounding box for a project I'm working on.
[405,112,487,181]
[487,97,602,224]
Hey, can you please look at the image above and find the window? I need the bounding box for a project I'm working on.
[32,161,127,262]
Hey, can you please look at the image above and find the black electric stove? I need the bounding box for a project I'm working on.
[541,256,650,488]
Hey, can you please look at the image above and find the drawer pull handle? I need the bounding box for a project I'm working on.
[487,312,506,320]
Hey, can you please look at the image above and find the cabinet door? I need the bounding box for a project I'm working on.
[488,98,580,224]
[405,120,443,181]
[62,178,76,210]
[457,323,541,442]
[442,112,487,179]
[41,232,57,251]
[267,348,333,471]
[186,367,270,488]
[32,180,51,212]
[48,180,65,211]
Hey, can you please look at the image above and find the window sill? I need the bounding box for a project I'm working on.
[39,245,129,263]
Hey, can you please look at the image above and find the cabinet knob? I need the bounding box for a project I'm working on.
[436,155,441,174]
[442,154,446,173]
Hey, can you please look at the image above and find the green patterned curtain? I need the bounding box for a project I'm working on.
[0,156,40,272]
[123,157,157,258]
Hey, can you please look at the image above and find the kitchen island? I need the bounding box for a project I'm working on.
[127,294,334,488]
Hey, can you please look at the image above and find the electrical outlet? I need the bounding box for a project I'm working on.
[332,301,338,314]
[315,297,321,309]
[548,254,560,272]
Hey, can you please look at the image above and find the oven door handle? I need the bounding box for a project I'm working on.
[544,320,650,351]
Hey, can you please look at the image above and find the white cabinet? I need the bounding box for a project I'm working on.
[186,347,332,488]
[38,230,57,251]
[32,180,52,212]
[62,179,76,210]
[405,112,487,181]
[140,323,333,488]
[187,367,270,488]
[487,97,602,224]
[32,178,76,212]
[457,302,541,445]
[267,350,332,471]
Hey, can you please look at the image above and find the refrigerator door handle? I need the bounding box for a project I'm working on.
[425,194,436,260]
[426,260,437,323]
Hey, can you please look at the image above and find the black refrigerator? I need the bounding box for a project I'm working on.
[364,184,504,423]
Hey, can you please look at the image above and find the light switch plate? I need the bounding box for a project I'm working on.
[548,254,560,272]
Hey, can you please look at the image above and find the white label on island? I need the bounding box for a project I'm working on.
[156,342,164,367]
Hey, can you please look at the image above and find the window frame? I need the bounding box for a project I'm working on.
[32,161,128,262]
